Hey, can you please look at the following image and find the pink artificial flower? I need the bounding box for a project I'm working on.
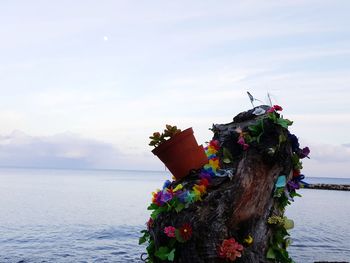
[164,226,176,238]
[273,105,283,111]
[267,105,283,113]
[218,238,244,261]
[237,136,249,150]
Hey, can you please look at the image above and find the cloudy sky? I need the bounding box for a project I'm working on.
[0,1,349,177]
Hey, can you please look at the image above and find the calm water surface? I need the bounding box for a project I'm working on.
[0,168,349,262]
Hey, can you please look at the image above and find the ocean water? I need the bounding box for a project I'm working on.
[0,168,349,263]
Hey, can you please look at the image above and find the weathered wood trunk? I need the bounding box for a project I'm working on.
[150,106,294,262]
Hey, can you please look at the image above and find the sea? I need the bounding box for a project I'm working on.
[0,168,349,263]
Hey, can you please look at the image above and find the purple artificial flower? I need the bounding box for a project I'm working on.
[160,189,173,203]
[299,147,310,159]
[288,180,300,191]
[200,172,212,182]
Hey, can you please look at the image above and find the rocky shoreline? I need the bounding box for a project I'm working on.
[304,184,350,191]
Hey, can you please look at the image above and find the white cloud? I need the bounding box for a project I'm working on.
[298,142,350,178]
[0,131,160,170]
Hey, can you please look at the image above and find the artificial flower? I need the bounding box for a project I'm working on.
[178,223,192,241]
[202,166,215,177]
[273,105,283,111]
[208,158,220,170]
[175,190,188,203]
[200,172,212,183]
[164,226,176,238]
[193,184,206,195]
[291,173,308,187]
[160,189,174,204]
[235,127,249,150]
[267,105,283,113]
[152,190,162,206]
[206,146,218,156]
[163,180,172,189]
[185,191,196,203]
[299,147,310,159]
[287,180,300,191]
[199,178,210,188]
[267,215,284,225]
[192,187,203,202]
[218,238,244,261]
[237,136,249,150]
[173,184,183,192]
[243,235,254,246]
[209,140,220,151]
[293,169,300,178]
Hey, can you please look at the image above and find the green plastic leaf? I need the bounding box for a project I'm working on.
[248,125,259,133]
[278,134,287,146]
[146,240,155,257]
[290,191,302,198]
[266,247,276,259]
[155,246,171,260]
[147,203,159,210]
[167,248,175,261]
[175,229,185,243]
[284,218,294,230]
[256,133,263,143]
[276,118,293,128]
[139,230,150,245]
[150,206,167,219]
[268,112,277,122]
[223,148,233,164]
[274,187,284,198]
[175,202,185,213]
[139,236,147,245]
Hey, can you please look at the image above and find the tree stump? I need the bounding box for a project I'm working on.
[145,106,305,263]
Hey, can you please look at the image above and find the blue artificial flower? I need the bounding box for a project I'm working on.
[288,133,299,152]
[162,180,172,189]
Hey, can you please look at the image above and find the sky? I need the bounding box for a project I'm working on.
[0,0,349,177]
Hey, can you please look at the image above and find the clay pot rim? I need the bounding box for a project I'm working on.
[152,127,193,156]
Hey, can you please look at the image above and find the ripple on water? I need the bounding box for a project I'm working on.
[0,225,145,262]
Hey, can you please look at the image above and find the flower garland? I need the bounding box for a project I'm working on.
[140,139,220,262]
[255,105,309,263]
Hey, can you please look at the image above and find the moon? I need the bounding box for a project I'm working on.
[104,36,108,41]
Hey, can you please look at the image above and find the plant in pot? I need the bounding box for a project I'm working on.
[149,125,208,180]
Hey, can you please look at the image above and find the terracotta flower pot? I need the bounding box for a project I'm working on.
[152,127,208,180]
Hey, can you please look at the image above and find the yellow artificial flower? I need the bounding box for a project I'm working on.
[193,184,207,194]
[206,146,217,155]
[173,184,183,192]
[243,235,254,246]
[209,159,220,170]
